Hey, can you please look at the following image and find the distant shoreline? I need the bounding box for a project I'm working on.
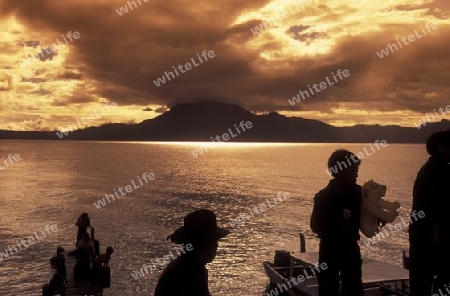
[0,139,426,144]
[1,102,448,144]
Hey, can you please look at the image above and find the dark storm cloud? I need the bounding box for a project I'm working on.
[32,88,51,95]
[22,78,47,83]
[289,30,328,44]
[57,71,83,80]
[287,25,328,44]
[290,24,310,32]
[155,107,168,113]
[51,92,98,106]
[2,0,450,117]
[21,40,40,47]
[36,47,55,61]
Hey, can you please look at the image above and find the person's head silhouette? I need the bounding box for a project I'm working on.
[167,209,229,264]
[155,210,229,295]
[426,130,450,161]
[327,149,361,186]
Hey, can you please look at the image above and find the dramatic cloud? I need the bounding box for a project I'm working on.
[0,0,449,130]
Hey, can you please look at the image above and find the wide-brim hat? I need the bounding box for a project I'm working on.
[167,209,230,245]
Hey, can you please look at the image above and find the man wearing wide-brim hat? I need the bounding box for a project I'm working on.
[155,209,230,296]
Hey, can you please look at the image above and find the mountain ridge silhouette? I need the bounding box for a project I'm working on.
[1,101,449,142]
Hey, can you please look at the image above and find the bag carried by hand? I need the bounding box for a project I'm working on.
[98,266,111,288]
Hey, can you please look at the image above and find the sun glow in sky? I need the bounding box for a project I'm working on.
[1,0,449,131]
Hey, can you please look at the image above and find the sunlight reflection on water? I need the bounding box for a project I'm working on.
[0,141,426,295]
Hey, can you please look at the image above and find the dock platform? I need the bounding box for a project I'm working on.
[48,249,104,296]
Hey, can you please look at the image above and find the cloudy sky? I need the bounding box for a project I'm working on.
[1,0,449,131]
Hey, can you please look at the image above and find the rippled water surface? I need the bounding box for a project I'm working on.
[0,141,427,295]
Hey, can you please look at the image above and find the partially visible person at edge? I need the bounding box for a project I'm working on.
[154,209,230,296]
[310,149,365,296]
[409,130,450,296]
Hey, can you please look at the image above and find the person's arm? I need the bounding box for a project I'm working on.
[62,264,68,283]
[95,254,109,266]
[310,191,333,236]
[310,194,323,235]
[412,162,439,243]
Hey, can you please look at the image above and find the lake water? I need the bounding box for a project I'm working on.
[0,141,428,295]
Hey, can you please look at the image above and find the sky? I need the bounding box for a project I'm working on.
[0,0,449,131]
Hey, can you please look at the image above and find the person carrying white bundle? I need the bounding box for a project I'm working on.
[360,180,400,238]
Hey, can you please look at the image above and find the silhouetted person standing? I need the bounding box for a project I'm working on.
[409,130,450,295]
[310,149,364,296]
[91,246,114,287]
[76,213,90,243]
[55,246,67,284]
[155,209,229,296]
[42,273,65,296]
[74,233,94,283]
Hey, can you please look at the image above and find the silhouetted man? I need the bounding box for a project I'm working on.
[75,212,90,243]
[409,130,450,295]
[155,209,229,296]
[310,149,364,296]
